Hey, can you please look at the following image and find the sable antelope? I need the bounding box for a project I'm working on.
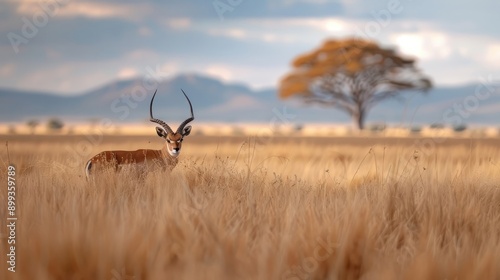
[85,89,194,178]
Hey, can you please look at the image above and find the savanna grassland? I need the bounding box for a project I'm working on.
[1,134,500,280]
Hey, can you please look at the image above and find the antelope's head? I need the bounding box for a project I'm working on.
[149,89,194,158]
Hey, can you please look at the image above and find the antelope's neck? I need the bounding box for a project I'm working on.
[160,145,178,164]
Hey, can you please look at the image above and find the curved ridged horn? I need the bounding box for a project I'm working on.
[149,89,174,134]
[176,89,195,134]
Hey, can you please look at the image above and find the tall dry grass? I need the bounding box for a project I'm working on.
[1,135,499,280]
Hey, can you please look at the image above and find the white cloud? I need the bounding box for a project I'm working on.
[124,49,161,61]
[16,1,151,21]
[44,48,62,59]
[164,18,192,30]
[138,27,152,37]
[206,24,301,44]
[389,32,452,60]
[266,18,351,34]
[483,44,500,68]
[207,95,263,113]
[22,64,76,93]
[2,9,499,95]
[204,65,235,82]
[242,18,500,86]
[274,0,340,7]
[336,0,380,16]
[384,31,500,85]
[8,55,146,94]
[323,19,349,33]
[202,64,285,89]
[160,62,179,76]
[207,28,248,40]
[117,68,138,80]
[0,64,15,77]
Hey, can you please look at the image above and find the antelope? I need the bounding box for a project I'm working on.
[85,89,194,178]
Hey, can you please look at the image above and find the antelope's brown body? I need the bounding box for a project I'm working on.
[85,89,194,178]
[85,148,178,175]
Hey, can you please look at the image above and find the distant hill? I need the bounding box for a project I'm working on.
[1,73,499,127]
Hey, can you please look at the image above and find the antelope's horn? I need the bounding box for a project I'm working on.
[176,89,195,134]
[149,89,174,134]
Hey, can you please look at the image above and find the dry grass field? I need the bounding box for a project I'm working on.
[1,134,500,280]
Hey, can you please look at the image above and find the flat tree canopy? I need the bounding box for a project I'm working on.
[279,38,432,130]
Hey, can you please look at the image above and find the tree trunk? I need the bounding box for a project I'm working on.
[352,109,365,130]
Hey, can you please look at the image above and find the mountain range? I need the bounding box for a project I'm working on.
[1,73,499,127]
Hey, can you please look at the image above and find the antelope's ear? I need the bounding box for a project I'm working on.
[182,125,192,136]
[156,127,167,138]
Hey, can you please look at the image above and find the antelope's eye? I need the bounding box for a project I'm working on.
[177,139,183,143]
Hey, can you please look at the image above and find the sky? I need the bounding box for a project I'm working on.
[1,0,499,96]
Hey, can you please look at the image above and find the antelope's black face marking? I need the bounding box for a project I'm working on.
[156,127,188,157]
[150,89,194,158]
[166,139,183,144]
[166,133,184,157]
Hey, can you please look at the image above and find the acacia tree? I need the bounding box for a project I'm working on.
[279,38,432,130]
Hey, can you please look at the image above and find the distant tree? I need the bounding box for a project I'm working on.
[294,124,304,132]
[279,38,432,130]
[368,123,386,132]
[410,126,422,134]
[47,118,64,133]
[453,124,467,132]
[430,123,445,130]
[26,119,40,134]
